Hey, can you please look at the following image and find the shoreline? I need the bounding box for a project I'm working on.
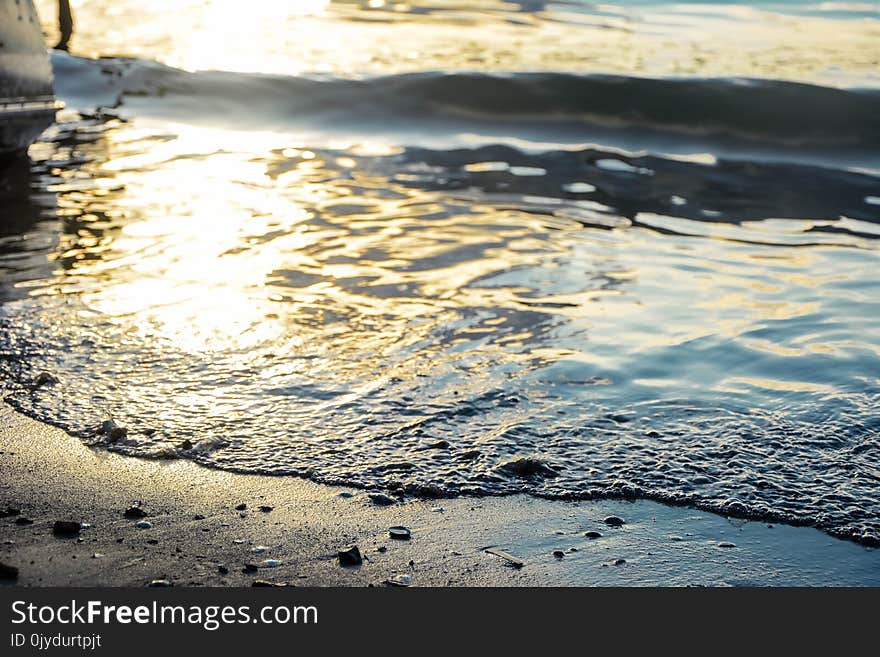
[1,403,878,587]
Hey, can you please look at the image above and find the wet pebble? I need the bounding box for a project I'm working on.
[252,580,287,587]
[52,521,81,536]
[252,546,269,554]
[147,579,173,587]
[135,521,153,530]
[218,565,229,575]
[260,559,283,568]
[123,506,148,519]
[0,507,21,518]
[338,546,363,566]
[258,506,274,513]
[15,517,33,526]
[718,542,737,549]
[584,531,602,539]
[553,550,565,559]
[603,516,625,527]
[368,493,397,506]
[614,558,626,566]
[0,562,19,580]
[234,503,247,511]
[389,526,411,541]
[385,574,412,587]
[243,563,259,573]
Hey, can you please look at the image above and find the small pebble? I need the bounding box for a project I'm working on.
[338,546,363,566]
[368,493,397,506]
[135,521,153,530]
[15,517,33,526]
[389,526,411,541]
[234,503,247,511]
[614,558,626,566]
[258,506,274,513]
[147,579,173,587]
[124,506,148,519]
[718,542,737,548]
[252,546,269,554]
[584,531,602,539]
[0,562,19,580]
[603,516,626,527]
[386,574,412,587]
[243,563,259,573]
[52,521,81,536]
[260,559,282,568]
[218,565,229,575]
[552,550,565,559]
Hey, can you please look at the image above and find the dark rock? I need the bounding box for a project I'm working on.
[243,563,259,573]
[389,526,411,541]
[33,371,58,388]
[614,558,626,566]
[552,550,565,559]
[179,440,193,451]
[147,579,173,587]
[135,521,153,529]
[109,426,128,442]
[124,506,148,519]
[497,457,558,479]
[718,542,737,549]
[0,507,21,518]
[193,514,206,520]
[377,546,387,553]
[603,516,625,527]
[258,506,274,513]
[52,520,81,536]
[234,503,247,511]
[584,531,602,539]
[218,565,229,575]
[146,539,159,545]
[368,493,397,506]
[15,517,33,526]
[0,562,19,580]
[338,546,363,566]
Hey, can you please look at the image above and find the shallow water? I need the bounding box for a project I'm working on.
[2,1,879,544]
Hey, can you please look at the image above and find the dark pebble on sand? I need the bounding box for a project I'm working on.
[338,546,363,566]
[718,542,737,548]
[53,521,81,536]
[553,550,565,559]
[243,563,259,573]
[389,526,411,540]
[33,371,58,388]
[193,514,206,520]
[258,506,274,513]
[147,539,159,545]
[109,427,128,442]
[377,546,387,553]
[0,562,19,580]
[135,521,153,529]
[614,558,626,566]
[218,565,229,574]
[0,507,21,518]
[497,457,558,479]
[124,506,148,519]
[584,531,602,539]
[368,493,397,506]
[603,516,625,526]
[147,579,173,587]
[234,503,247,511]
[179,440,194,451]
[15,517,33,526]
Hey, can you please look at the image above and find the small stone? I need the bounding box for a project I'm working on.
[52,520,81,536]
[251,546,269,554]
[552,550,565,559]
[251,580,274,587]
[718,542,737,548]
[92,553,104,559]
[338,546,363,566]
[109,426,128,442]
[33,371,58,388]
[15,517,33,526]
[368,493,397,506]
[584,531,602,539]
[147,579,173,587]
[218,565,229,575]
[99,420,117,435]
[614,558,626,566]
[234,503,247,511]
[243,563,259,573]
[193,514,206,520]
[135,521,153,529]
[603,516,625,527]
[377,546,387,553]
[497,457,558,479]
[0,562,19,580]
[431,507,445,513]
[124,506,148,519]
[385,574,412,587]
[258,506,274,513]
[0,507,21,518]
[260,559,282,568]
[146,539,159,545]
[179,440,194,451]
[389,526,411,541]
[338,492,354,499]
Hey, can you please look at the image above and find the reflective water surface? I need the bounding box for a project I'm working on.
[1,1,878,543]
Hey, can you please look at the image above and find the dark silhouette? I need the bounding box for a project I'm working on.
[55,0,73,51]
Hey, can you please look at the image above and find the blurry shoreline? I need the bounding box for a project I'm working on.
[2,403,879,587]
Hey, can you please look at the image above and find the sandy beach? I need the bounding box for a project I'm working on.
[1,403,877,587]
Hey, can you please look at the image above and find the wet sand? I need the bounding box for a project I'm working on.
[1,403,877,587]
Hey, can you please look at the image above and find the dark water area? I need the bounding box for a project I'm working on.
[3,1,880,546]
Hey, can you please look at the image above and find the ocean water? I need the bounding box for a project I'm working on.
[2,1,879,544]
